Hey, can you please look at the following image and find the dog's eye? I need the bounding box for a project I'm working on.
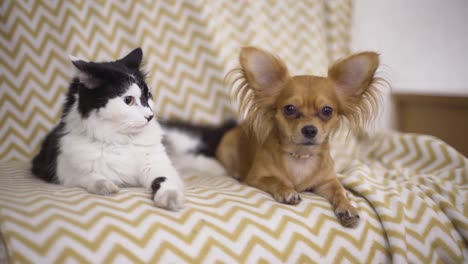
[321,106,333,117]
[124,96,136,106]
[284,105,297,116]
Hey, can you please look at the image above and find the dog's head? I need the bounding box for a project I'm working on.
[229,47,381,148]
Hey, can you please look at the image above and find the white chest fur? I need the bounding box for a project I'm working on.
[283,154,320,188]
[57,118,166,187]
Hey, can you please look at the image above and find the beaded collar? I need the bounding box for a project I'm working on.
[287,152,313,159]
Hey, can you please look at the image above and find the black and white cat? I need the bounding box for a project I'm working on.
[32,48,193,210]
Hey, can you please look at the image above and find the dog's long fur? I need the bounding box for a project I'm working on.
[217,47,383,227]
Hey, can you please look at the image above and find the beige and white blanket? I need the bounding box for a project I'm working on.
[0,131,466,263]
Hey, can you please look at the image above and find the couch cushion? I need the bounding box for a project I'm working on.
[0,132,467,263]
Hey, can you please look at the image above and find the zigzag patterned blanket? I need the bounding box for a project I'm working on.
[0,131,466,263]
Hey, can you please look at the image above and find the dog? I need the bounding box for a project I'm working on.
[216,47,381,227]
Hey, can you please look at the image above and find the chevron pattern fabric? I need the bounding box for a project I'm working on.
[0,132,467,263]
[2,0,468,263]
[0,0,351,161]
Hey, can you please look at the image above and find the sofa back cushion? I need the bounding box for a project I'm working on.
[0,0,352,160]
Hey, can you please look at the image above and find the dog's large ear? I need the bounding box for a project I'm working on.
[328,52,381,127]
[240,47,289,97]
[328,52,379,97]
[230,47,289,143]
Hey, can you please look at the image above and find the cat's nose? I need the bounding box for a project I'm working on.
[145,115,154,122]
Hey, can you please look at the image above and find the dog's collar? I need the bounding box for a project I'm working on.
[287,152,313,159]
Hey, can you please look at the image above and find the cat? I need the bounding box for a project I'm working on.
[31,48,188,210]
[160,119,237,176]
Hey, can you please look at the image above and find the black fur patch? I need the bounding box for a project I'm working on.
[31,48,149,182]
[31,123,65,183]
[71,48,148,118]
[161,119,237,157]
[151,177,167,199]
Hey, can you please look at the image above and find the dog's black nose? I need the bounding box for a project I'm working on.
[146,115,154,122]
[301,125,318,139]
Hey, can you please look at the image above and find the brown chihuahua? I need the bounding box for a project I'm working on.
[216,47,381,228]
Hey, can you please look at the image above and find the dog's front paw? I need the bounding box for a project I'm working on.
[88,179,120,196]
[151,177,184,211]
[272,189,302,205]
[335,203,360,228]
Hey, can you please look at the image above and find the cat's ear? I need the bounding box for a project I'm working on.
[69,55,101,89]
[117,48,143,69]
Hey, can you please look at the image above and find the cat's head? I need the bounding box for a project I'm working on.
[69,48,155,133]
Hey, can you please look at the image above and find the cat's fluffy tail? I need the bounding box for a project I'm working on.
[161,119,237,176]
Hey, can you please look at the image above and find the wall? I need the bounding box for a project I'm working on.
[350,0,468,128]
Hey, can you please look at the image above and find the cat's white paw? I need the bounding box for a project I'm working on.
[87,179,120,196]
[151,177,184,211]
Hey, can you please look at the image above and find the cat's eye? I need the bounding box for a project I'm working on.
[283,105,297,116]
[124,96,136,106]
[321,106,333,118]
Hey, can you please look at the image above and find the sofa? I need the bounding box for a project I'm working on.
[1,1,467,263]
